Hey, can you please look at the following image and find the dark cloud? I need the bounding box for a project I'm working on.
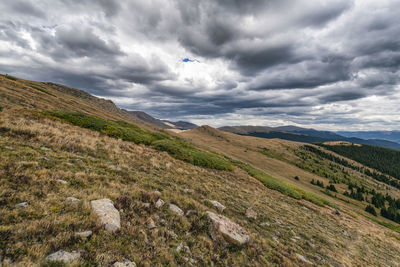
[0,0,399,130]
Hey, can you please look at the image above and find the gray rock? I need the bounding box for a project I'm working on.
[142,202,151,208]
[113,259,136,267]
[75,231,92,239]
[206,211,250,246]
[296,253,312,265]
[260,221,270,227]
[146,217,156,229]
[167,230,178,239]
[169,203,184,216]
[245,207,257,219]
[56,179,68,184]
[66,196,80,203]
[186,209,197,216]
[176,242,191,254]
[46,250,80,263]
[91,199,121,232]
[16,202,28,208]
[183,188,194,194]
[155,199,165,209]
[208,200,225,212]
[108,165,122,171]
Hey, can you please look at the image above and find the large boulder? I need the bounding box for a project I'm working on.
[91,198,121,232]
[206,211,250,246]
[46,250,80,263]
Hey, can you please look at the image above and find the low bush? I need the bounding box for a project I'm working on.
[365,204,377,216]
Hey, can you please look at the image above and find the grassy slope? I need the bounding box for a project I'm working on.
[1,76,400,265]
[179,126,400,226]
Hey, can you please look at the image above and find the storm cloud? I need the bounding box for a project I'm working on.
[0,0,399,130]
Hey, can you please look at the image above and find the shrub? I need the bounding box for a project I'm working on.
[29,84,56,96]
[294,176,299,180]
[326,184,337,192]
[4,74,17,81]
[365,205,377,216]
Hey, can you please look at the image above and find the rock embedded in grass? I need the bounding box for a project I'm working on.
[206,211,250,246]
[208,200,225,212]
[46,250,80,263]
[146,217,156,229]
[113,259,137,267]
[66,196,80,203]
[169,203,184,216]
[56,179,68,184]
[75,230,92,239]
[245,207,257,219]
[155,199,164,209]
[90,198,121,232]
[16,202,28,208]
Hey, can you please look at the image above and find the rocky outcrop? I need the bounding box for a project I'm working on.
[206,211,250,245]
[206,211,250,246]
[91,198,121,232]
[46,250,80,263]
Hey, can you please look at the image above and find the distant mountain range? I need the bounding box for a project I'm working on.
[126,110,197,130]
[338,131,400,144]
[219,125,400,149]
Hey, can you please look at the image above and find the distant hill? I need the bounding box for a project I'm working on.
[219,125,400,149]
[338,131,400,144]
[126,110,197,130]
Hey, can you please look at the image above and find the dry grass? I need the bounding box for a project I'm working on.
[1,76,400,266]
[1,108,400,266]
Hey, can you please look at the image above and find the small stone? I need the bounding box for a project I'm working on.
[66,197,80,203]
[56,179,68,184]
[169,203,184,216]
[142,203,151,208]
[41,146,51,151]
[209,200,225,212]
[113,259,137,267]
[159,219,167,226]
[245,207,257,219]
[40,157,50,161]
[333,209,341,216]
[46,250,80,263]
[167,230,178,239]
[260,221,270,227]
[108,165,122,171]
[146,217,156,229]
[296,253,312,265]
[183,188,194,194]
[176,242,191,254]
[342,229,349,237]
[75,231,92,239]
[155,199,165,209]
[16,202,28,208]
[272,235,279,243]
[206,211,250,245]
[91,199,121,232]
[186,209,197,216]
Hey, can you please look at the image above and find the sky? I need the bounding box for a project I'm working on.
[1,0,400,130]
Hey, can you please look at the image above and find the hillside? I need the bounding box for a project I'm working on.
[220,125,400,149]
[1,75,400,266]
[126,111,198,130]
